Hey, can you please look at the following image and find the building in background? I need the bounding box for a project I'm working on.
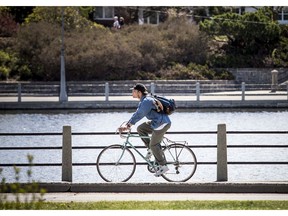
[93,6,165,27]
[92,6,288,28]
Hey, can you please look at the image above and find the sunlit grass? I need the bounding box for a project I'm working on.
[1,200,287,210]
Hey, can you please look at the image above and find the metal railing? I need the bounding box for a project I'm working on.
[0,81,287,102]
[0,125,287,182]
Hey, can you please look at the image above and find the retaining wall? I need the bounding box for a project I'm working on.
[227,68,288,84]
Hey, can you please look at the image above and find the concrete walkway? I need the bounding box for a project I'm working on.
[0,91,288,109]
[4,181,288,203]
[4,192,288,202]
[40,192,288,202]
[0,90,287,102]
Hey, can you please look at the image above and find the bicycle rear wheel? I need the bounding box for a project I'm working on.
[162,143,197,182]
[96,144,136,182]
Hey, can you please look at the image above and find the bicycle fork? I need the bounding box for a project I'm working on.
[115,146,126,166]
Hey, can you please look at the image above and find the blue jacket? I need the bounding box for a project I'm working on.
[128,96,171,129]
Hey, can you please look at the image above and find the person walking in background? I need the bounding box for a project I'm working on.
[118,83,171,177]
[113,16,120,29]
[119,17,125,28]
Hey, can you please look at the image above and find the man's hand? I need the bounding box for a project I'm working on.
[118,126,129,133]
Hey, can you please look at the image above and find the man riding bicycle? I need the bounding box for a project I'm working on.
[119,83,171,177]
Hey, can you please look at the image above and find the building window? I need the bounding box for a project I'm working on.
[94,7,114,20]
[284,12,288,20]
[278,8,288,24]
[142,11,159,25]
[149,12,158,24]
[104,7,113,18]
[234,7,245,15]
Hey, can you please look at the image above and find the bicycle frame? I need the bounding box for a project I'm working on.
[117,131,189,170]
[117,132,158,170]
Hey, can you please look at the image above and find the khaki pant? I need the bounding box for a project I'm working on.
[137,121,171,165]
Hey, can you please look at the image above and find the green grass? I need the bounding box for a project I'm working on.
[1,200,288,210]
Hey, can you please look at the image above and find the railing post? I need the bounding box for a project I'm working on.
[105,82,109,102]
[217,124,228,181]
[196,82,200,101]
[62,125,72,182]
[271,69,278,93]
[17,83,21,102]
[287,83,288,100]
[241,82,245,101]
[151,82,155,95]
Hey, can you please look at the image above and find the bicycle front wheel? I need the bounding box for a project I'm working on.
[162,144,197,182]
[96,144,136,182]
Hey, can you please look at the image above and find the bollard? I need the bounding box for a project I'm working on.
[217,124,228,181]
[241,82,245,101]
[62,125,72,182]
[151,82,155,95]
[59,54,68,102]
[105,82,109,102]
[196,82,200,101]
[17,83,21,102]
[271,69,278,93]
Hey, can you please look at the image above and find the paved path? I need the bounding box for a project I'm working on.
[5,192,288,202]
[0,90,287,102]
[42,192,288,202]
[0,91,287,109]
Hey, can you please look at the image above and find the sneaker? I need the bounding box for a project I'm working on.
[154,164,169,177]
[145,149,153,160]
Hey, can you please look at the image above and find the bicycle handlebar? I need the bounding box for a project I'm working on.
[116,121,131,139]
[116,121,187,145]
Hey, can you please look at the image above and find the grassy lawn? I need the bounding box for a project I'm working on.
[1,200,288,210]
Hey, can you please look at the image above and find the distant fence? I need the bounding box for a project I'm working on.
[0,125,287,182]
[0,81,287,101]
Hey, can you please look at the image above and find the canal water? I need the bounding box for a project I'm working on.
[0,109,287,183]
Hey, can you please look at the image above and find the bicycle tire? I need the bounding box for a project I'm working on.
[161,143,197,182]
[96,144,136,182]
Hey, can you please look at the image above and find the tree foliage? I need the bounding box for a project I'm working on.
[200,7,282,67]
[25,7,104,31]
[272,25,288,67]
[1,6,287,81]
[11,16,212,81]
[0,10,18,37]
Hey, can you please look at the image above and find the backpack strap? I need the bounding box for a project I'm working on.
[149,94,163,113]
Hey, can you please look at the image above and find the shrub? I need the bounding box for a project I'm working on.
[0,10,18,37]
[14,21,61,80]
[0,154,46,210]
[272,25,288,68]
[25,7,104,31]
[187,63,215,79]
[159,17,209,66]
[0,50,18,80]
[12,15,216,81]
[64,28,143,80]
[159,63,205,80]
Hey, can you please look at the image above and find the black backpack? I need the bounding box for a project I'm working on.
[151,94,176,115]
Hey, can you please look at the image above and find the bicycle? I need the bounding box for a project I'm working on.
[96,122,197,182]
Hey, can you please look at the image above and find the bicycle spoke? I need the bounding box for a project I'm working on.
[96,145,136,182]
[162,144,197,182]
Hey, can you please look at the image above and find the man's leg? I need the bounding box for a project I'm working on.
[150,123,171,165]
[137,121,153,148]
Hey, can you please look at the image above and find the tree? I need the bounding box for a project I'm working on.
[5,6,34,23]
[25,7,104,31]
[0,9,18,37]
[200,7,281,67]
[272,25,288,67]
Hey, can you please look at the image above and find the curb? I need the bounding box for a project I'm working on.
[36,182,288,193]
